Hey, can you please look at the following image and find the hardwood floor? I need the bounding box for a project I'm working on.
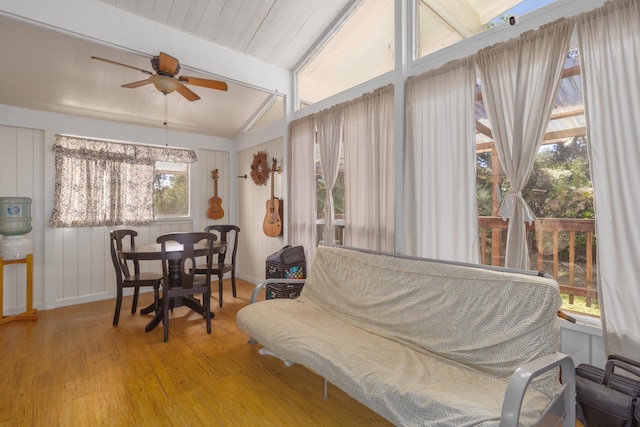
[0,279,392,426]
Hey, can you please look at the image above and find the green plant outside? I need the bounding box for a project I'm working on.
[478,140,599,316]
[153,172,189,216]
[562,294,600,317]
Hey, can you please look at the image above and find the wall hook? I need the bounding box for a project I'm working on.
[237,174,247,179]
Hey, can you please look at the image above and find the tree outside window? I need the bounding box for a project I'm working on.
[153,161,189,217]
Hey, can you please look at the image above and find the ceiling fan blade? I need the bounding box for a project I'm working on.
[175,82,201,101]
[121,79,152,89]
[179,76,228,92]
[158,52,180,77]
[91,56,153,75]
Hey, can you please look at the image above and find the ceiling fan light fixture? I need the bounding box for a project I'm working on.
[92,53,228,101]
[150,75,180,94]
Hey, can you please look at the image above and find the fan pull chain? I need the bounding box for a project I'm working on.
[164,94,168,146]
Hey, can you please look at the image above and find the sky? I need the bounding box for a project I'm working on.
[506,0,557,17]
[488,0,558,25]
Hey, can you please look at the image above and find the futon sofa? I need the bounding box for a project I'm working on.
[237,246,575,426]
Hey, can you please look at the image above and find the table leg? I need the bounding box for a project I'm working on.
[182,296,215,318]
[145,309,163,332]
[140,302,156,315]
[144,295,214,333]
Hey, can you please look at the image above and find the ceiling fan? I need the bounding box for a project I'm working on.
[91,52,228,101]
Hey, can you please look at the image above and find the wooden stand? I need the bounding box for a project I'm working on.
[0,254,38,325]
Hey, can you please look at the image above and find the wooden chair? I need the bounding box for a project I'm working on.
[109,229,161,326]
[157,232,216,342]
[196,225,240,307]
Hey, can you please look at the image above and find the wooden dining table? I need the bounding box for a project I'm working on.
[117,240,227,333]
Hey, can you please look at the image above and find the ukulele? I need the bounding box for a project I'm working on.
[263,158,282,237]
[207,169,224,220]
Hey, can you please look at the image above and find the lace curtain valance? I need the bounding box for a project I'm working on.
[52,135,197,164]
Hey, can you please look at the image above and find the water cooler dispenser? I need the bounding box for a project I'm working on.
[0,197,37,325]
[0,197,33,260]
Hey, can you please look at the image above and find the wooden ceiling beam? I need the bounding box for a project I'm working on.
[562,65,581,79]
[549,108,584,121]
[476,120,492,138]
[476,126,586,152]
[543,126,586,141]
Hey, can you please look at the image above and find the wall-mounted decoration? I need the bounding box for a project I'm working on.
[250,150,270,186]
[207,169,224,220]
[263,158,283,237]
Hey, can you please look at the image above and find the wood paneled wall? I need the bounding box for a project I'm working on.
[195,148,240,270]
[0,125,45,313]
[236,138,285,283]
[49,222,194,307]
[198,149,231,229]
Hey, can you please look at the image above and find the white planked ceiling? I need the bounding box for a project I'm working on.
[97,0,356,69]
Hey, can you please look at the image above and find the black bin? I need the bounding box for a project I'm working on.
[265,245,306,299]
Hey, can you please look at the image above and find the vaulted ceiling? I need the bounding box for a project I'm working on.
[0,0,566,140]
[0,0,356,138]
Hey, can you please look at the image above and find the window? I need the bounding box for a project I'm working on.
[315,143,345,246]
[312,85,395,250]
[50,135,196,227]
[153,162,190,217]
[476,46,598,317]
[297,0,394,106]
[416,0,558,60]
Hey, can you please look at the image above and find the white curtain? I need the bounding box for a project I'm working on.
[316,106,343,246]
[476,18,574,269]
[578,0,640,359]
[288,115,318,265]
[404,57,479,263]
[343,85,395,252]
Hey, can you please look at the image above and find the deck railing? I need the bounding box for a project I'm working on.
[316,218,346,246]
[479,216,597,308]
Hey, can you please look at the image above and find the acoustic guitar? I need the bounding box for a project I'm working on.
[263,158,283,237]
[207,169,224,220]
